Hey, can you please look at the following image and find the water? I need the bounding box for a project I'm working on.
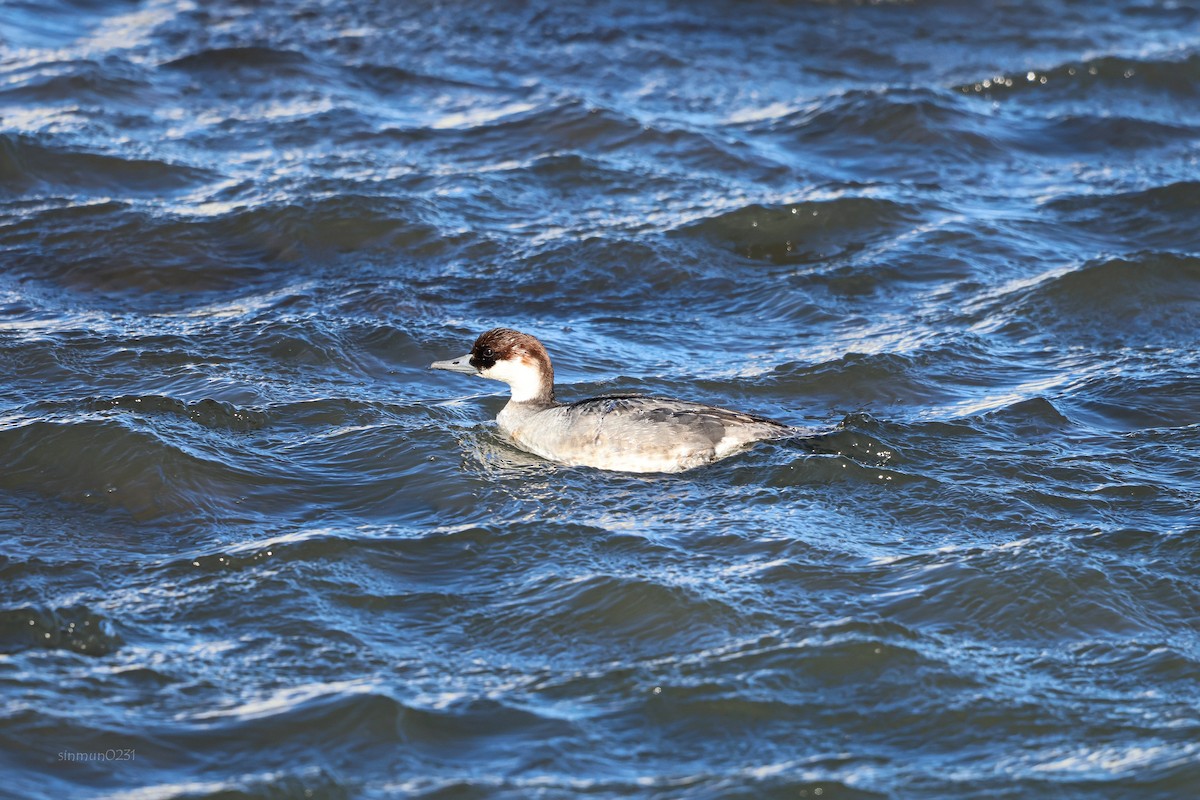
[2,0,1199,797]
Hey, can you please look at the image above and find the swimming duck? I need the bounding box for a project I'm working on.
[431,328,798,473]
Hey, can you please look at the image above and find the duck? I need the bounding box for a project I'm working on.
[430,328,800,473]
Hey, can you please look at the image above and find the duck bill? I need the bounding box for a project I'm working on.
[429,354,478,374]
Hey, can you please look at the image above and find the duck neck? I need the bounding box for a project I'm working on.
[499,348,556,405]
[508,376,555,406]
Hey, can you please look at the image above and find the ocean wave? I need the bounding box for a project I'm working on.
[0,57,153,105]
[973,396,1073,434]
[164,45,316,74]
[1,195,453,300]
[977,253,1200,348]
[0,414,281,521]
[763,348,959,410]
[87,395,270,431]
[1066,639,1200,686]
[0,134,212,196]
[1070,368,1200,432]
[479,572,743,654]
[875,539,1180,641]
[105,769,350,800]
[1022,114,1197,154]
[675,196,921,264]
[179,679,579,767]
[1,203,271,298]
[0,603,121,656]
[957,53,1200,102]
[741,87,1003,160]
[348,61,521,95]
[1047,182,1200,251]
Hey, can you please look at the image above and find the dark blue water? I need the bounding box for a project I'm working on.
[2,1,1199,797]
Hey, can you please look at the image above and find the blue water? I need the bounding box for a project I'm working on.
[2,1,1199,797]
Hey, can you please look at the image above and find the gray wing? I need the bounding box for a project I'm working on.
[562,394,792,450]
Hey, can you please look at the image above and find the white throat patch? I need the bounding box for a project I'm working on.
[480,356,545,403]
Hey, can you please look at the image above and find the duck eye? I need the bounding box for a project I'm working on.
[481,346,494,359]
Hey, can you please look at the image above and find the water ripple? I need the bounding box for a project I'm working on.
[2,1,1199,798]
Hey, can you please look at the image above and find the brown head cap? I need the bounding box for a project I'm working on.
[469,328,555,403]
